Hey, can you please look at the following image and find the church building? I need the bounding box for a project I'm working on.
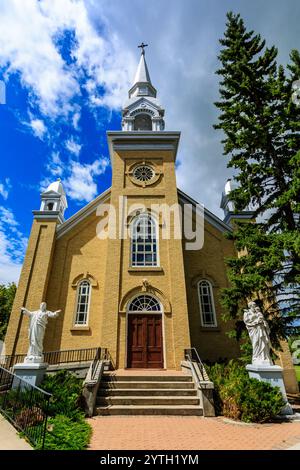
[4,48,296,386]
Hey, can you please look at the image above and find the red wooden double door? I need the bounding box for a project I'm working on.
[127,314,163,368]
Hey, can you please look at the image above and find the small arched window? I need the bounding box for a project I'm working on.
[131,213,158,267]
[128,295,161,312]
[198,280,217,327]
[134,113,152,131]
[74,280,91,325]
[47,202,54,211]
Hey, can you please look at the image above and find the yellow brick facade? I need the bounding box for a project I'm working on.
[100,135,191,370]
[4,131,297,390]
[182,218,240,362]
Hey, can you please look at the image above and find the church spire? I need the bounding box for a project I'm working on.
[122,44,165,132]
[128,44,157,99]
[133,43,152,85]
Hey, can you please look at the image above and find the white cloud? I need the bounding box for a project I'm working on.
[72,112,81,130]
[43,150,109,202]
[64,158,109,202]
[45,151,64,178]
[29,118,47,139]
[64,157,109,202]
[0,206,27,284]
[0,179,11,200]
[0,0,135,119]
[65,138,82,156]
[0,206,18,229]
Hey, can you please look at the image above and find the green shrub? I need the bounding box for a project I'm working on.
[35,414,92,450]
[207,360,285,423]
[40,370,83,420]
[239,379,285,423]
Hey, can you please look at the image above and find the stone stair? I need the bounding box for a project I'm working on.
[96,372,203,416]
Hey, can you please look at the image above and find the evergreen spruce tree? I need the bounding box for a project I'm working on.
[214,12,300,352]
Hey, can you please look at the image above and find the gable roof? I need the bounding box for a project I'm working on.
[56,186,231,239]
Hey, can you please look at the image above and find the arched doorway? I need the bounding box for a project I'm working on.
[127,294,164,368]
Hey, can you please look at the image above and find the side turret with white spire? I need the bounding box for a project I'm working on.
[220,178,254,226]
[122,43,165,131]
[33,179,68,224]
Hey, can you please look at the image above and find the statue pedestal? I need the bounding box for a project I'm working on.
[246,364,293,415]
[13,362,48,388]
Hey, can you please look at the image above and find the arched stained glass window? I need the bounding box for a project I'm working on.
[198,280,217,327]
[128,295,161,312]
[74,280,91,325]
[131,213,158,267]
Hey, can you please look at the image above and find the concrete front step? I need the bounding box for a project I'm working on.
[97,396,200,406]
[96,405,203,416]
[98,388,198,397]
[102,374,193,382]
[102,381,195,389]
[96,372,202,416]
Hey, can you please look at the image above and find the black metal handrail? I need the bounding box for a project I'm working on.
[90,347,103,380]
[184,347,209,381]
[1,346,107,370]
[0,366,51,449]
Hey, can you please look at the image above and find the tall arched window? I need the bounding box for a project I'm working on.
[198,280,217,327]
[74,280,91,325]
[131,213,158,267]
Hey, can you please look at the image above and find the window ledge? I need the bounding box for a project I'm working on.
[200,326,221,332]
[70,326,90,332]
[128,267,164,272]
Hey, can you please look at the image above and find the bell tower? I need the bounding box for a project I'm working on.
[5,179,67,356]
[122,44,165,132]
[101,45,191,370]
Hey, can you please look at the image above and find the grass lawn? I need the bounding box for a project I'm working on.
[295,366,300,383]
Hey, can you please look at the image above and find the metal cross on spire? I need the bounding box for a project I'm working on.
[138,42,148,55]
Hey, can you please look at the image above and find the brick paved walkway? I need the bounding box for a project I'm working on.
[88,416,300,450]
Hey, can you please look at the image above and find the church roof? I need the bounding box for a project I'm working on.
[56,186,232,239]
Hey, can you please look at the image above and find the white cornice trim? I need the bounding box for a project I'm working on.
[113,144,175,151]
[107,131,181,162]
[123,96,162,113]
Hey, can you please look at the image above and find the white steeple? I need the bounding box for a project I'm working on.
[122,43,165,132]
[133,51,152,86]
[39,179,68,223]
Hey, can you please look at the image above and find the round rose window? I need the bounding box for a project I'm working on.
[133,165,155,183]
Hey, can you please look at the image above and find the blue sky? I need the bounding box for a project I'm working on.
[0,0,299,284]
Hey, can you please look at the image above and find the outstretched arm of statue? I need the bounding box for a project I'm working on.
[48,309,61,318]
[20,307,33,317]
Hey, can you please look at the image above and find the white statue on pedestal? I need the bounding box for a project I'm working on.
[21,302,61,363]
[243,301,273,365]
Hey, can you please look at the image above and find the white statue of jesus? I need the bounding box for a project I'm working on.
[243,301,272,366]
[21,302,61,363]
